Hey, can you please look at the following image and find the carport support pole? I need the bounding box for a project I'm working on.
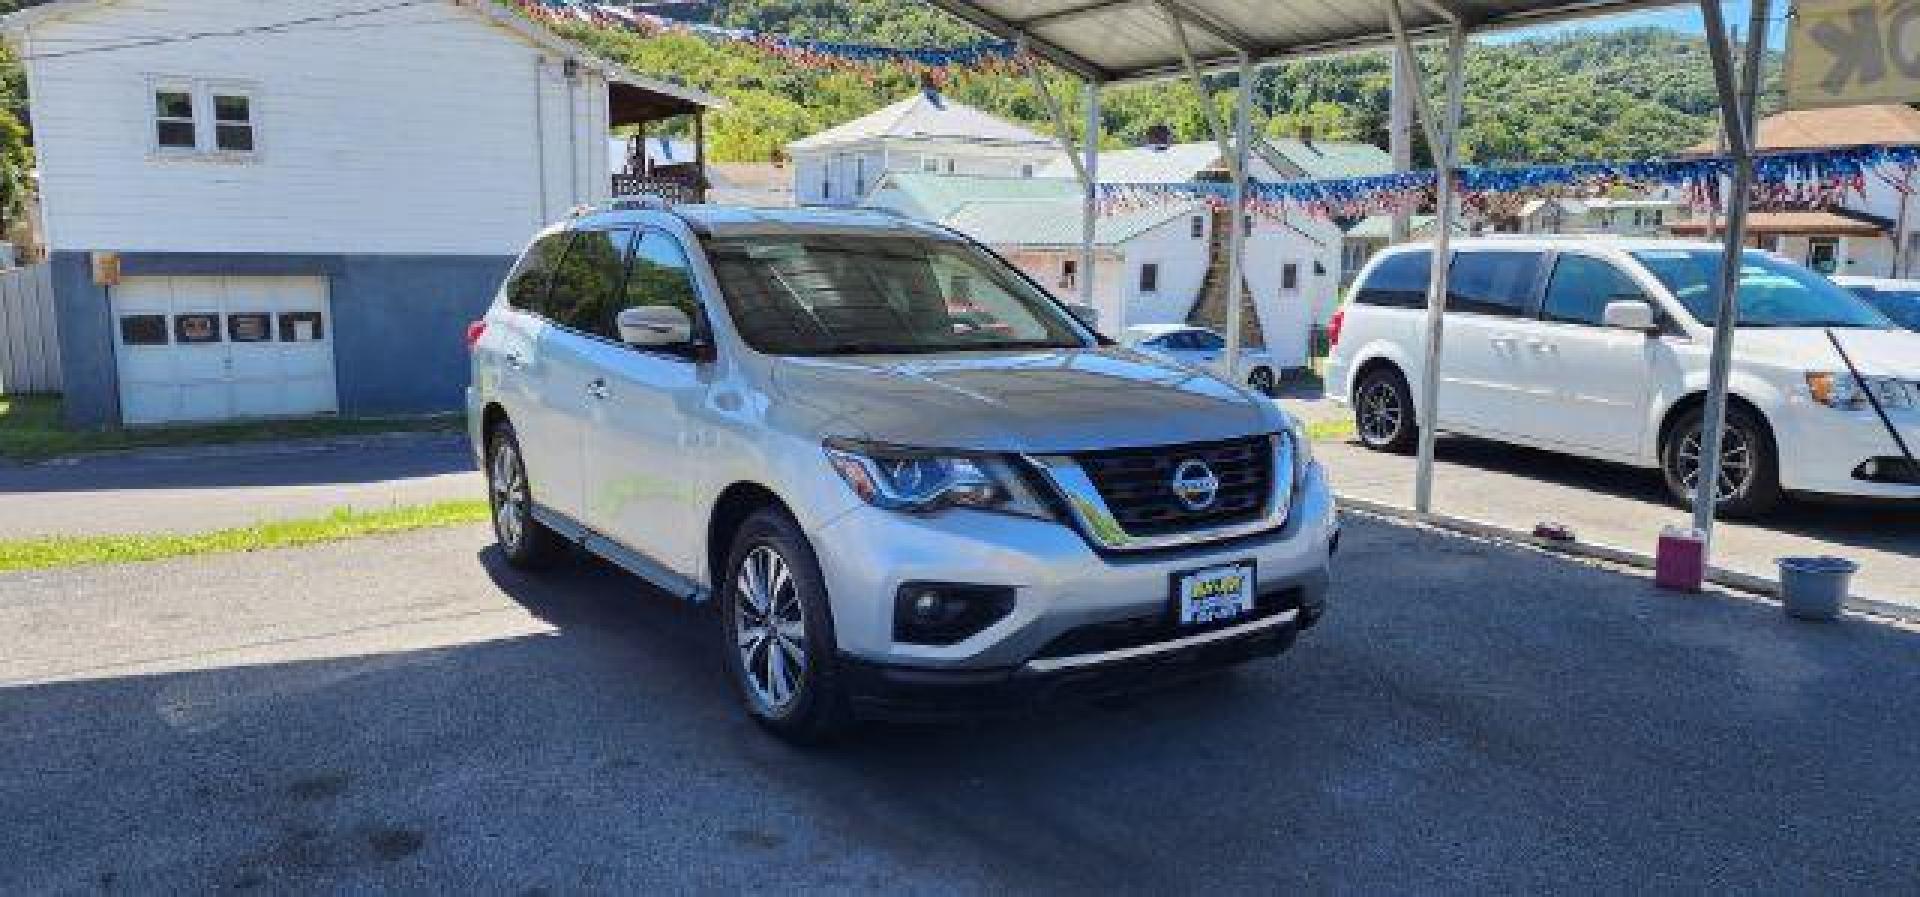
[1223,57,1254,385]
[1385,0,1469,516]
[1691,0,1769,546]
[1083,81,1102,324]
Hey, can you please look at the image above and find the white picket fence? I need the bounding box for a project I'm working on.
[0,263,59,395]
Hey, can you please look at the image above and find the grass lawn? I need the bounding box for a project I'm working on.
[0,394,463,462]
[0,500,491,573]
[1306,417,1357,442]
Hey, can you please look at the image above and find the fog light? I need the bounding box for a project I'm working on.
[893,583,1015,646]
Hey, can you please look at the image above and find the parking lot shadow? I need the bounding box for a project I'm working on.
[0,432,477,495]
[5,519,1920,892]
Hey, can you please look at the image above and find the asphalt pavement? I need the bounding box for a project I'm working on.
[4,518,1916,892]
[0,432,481,539]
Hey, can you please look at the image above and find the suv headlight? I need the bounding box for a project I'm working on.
[825,439,1055,519]
[1806,373,1916,411]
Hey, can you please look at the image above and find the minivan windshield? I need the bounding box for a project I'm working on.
[705,234,1089,356]
[1630,249,1896,329]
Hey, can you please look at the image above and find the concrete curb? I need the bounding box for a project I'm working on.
[1336,493,1920,626]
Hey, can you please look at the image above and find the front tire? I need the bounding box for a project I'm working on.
[1354,366,1417,453]
[487,421,566,569]
[719,509,851,743]
[1661,404,1782,519]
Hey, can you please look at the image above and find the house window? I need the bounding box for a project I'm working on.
[1190,215,1205,239]
[1138,263,1159,293]
[154,88,196,149]
[1021,163,1035,178]
[1651,210,1664,226]
[854,157,866,197]
[213,93,255,152]
[945,158,957,174]
[1059,259,1077,289]
[1282,263,1299,290]
[922,157,941,173]
[1243,215,1253,237]
[1808,237,1841,274]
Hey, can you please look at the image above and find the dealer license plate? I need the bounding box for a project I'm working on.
[1175,562,1256,626]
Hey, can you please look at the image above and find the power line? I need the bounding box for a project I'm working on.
[19,0,436,62]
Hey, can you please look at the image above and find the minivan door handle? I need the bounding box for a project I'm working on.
[586,378,611,400]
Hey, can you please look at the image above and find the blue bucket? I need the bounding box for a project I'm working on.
[1777,556,1858,622]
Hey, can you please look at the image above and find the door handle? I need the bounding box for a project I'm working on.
[1525,338,1556,354]
[586,378,611,400]
[1489,334,1518,346]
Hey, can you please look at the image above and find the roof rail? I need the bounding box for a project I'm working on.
[574,195,674,218]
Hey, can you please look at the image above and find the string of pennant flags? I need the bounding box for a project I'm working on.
[515,0,1025,82]
[1096,144,1920,222]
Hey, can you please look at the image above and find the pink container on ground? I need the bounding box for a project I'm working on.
[1656,526,1706,592]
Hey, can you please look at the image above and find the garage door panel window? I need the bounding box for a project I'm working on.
[1447,251,1544,318]
[119,314,169,346]
[278,311,324,343]
[1542,255,1647,326]
[174,313,222,344]
[227,312,272,343]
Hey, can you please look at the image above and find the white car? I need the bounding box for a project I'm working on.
[1832,276,1920,332]
[1121,324,1282,395]
[1328,238,1919,516]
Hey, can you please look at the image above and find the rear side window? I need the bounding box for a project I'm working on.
[1354,251,1431,308]
[545,228,635,333]
[1541,254,1649,326]
[1448,251,1544,317]
[505,231,573,312]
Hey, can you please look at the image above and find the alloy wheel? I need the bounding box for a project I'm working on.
[1675,425,1754,503]
[1358,379,1404,445]
[733,545,808,714]
[490,440,528,551]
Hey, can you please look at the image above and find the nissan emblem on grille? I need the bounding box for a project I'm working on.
[1171,459,1221,511]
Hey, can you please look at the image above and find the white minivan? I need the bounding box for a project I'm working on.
[1328,238,1920,516]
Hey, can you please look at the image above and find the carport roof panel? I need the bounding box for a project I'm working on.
[929,0,1688,83]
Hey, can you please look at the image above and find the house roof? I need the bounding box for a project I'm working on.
[1258,137,1394,180]
[788,92,1054,152]
[1040,142,1222,183]
[1345,214,1452,239]
[941,198,1194,247]
[868,172,1081,220]
[1683,104,1920,155]
[0,0,726,118]
[1668,210,1891,237]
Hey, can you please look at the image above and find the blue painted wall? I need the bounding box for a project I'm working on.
[48,252,514,427]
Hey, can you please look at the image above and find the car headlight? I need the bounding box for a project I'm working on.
[1806,373,1916,411]
[824,439,1055,519]
[1285,416,1314,481]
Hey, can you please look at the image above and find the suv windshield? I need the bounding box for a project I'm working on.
[1850,286,1920,330]
[705,234,1089,356]
[1630,249,1895,329]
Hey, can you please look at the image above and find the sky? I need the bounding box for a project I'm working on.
[1496,1,1789,48]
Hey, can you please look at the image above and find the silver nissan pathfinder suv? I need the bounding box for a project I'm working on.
[468,203,1337,740]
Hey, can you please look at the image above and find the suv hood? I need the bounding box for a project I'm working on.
[1731,328,1920,378]
[772,348,1284,453]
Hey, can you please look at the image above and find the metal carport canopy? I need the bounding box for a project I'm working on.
[926,0,1688,84]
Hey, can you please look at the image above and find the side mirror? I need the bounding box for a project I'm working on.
[1602,299,1658,332]
[616,305,693,348]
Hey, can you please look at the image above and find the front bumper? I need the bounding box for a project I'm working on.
[1774,402,1920,499]
[811,460,1337,682]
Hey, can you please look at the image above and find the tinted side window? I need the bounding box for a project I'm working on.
[609,230,703,344]
[546,228,634,332]
[1542,255,1648,326]
[505,232,573,312]
[1448,251,1544,317]
[1354,251,1431,308]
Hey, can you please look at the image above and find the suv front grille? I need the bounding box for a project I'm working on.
[1071,435,1274,538]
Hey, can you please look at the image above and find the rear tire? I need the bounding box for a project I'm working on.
[1353,366,1417,453]
[1660,404,1783,519]
[486,420,567,570]
[1247,366,1277,397]
[718,509,852,744]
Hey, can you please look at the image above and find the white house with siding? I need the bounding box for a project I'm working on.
[2,0,720,427]
[788,91,1062,208]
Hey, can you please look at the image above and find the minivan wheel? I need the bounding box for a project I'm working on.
[1661,405,1783,519]
[1247,366,1277,397]
[719,509,851,743]
[1354,367,1417,453]
[487,421,566,569]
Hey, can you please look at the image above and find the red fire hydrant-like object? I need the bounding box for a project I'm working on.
[1656,526,1706,592]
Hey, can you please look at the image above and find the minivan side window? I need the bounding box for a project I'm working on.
[1353,251,1431,309]
[1541,254,1649,326]
[1448,251,1544,317]
[505,231,574,312]
[610,230,704,346]
[546,227,635,333]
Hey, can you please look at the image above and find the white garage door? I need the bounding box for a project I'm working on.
[112,276,338,425]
